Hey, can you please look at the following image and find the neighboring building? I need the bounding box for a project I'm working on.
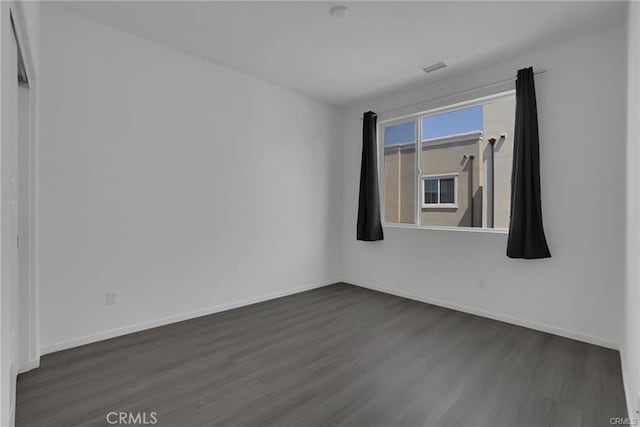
[383,95,515,228]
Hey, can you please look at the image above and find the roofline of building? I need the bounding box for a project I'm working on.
[384,130,483,152]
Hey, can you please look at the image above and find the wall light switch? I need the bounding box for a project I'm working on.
[106,290,117,305]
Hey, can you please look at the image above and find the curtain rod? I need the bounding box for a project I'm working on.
[360,68,547,120]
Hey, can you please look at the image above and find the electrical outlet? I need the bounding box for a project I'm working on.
[106,290,118,305]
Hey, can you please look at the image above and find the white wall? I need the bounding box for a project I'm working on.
[624,0,640,418]
[340,23,627,349]
[37,5,342,353]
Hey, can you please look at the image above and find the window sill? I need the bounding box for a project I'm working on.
[382,222,509,235]
[422,204,458,209]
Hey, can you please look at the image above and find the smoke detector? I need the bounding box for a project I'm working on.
[422,61,448,74]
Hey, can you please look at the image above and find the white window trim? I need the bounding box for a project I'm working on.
[421,173,458,208]
[378,90,515,233]
[378,90,515,126]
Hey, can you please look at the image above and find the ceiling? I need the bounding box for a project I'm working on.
[57,1,626,106]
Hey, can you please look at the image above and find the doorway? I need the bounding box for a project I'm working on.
[1,4,36,425]
[10,7,36,374]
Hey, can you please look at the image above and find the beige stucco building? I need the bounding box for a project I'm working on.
[383,95,515,228]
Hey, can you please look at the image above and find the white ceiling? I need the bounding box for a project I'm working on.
[57,1,626,106]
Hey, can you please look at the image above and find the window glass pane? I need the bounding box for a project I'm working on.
[383,120,416,224]
[420,95,515,228]
[440,178,455,204]
[424,179,438,204]
[483,97,516,229]
[440,178,456,203]
[384,121,415,145]
[421,105,483,140]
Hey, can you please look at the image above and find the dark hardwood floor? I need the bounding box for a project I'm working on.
[17,283,627,426]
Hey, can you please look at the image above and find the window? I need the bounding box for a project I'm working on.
[380,92,515,230]
[382,120,416,224]
[422,175,457,207]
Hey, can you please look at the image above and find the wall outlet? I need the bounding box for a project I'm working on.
[106,290,118,305]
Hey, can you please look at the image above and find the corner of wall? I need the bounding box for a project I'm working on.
[332,106,348,280]
[623,0,640,420]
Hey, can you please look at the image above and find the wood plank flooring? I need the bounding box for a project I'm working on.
[16,283,627,426]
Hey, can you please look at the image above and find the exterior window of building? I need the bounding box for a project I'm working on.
[422,175,457,207]
[380,92,515,230]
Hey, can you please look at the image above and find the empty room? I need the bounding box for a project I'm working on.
[1,0,639,426]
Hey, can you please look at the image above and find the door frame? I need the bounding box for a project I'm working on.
[9,1,39,373]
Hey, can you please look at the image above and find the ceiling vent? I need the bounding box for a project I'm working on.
[422,61,448,74]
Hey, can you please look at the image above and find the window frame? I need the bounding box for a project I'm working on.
[421,173,459,208]
[378,90,515,234]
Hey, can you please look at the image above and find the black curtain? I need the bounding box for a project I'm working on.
[507,67,551,259]
[357,111,384,241]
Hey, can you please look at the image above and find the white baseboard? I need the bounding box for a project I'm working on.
[17,358,40,374]
[41,279,338,355]
[343,279,619,350]
[39,278,618,356]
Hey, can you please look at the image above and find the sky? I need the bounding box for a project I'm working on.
[384,105,483,145]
